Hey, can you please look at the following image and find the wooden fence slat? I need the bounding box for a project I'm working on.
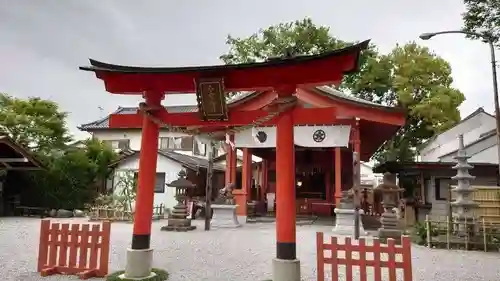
[330,236,338,281]
[88,224,100,270]
[316,232,325,281]
[48,223,59,267]
[358,238,367,281]
[373,238,382,281]
[68,224,79,268]
[402,236,413,281]
[37,220,50,272]
[58,224,70,267]
[345,237,353,281]
[387,239,397,281]
[99,221,111,275]
[78,224,90,270]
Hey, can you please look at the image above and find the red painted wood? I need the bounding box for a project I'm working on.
[133,93,161,236]
[108,107,344,128]
[37,220,50,272]
[37,221,111,279]
[316,232,413,281]
[316,232,325,281]
[276,110,296,244]
[87,49,362,94]
[58,224,70,267]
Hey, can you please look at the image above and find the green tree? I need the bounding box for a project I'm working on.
[33,139,118,209]
[463,0,500,46]
[220,18,465,162]
[0,93,118,209]
[0,93,72,153]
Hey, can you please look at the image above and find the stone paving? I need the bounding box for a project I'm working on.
[1,217,500,281]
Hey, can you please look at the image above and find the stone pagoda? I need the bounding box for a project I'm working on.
[161,170,196,232]
[451,134,478,236]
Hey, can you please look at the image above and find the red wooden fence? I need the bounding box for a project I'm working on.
[37,220,111,279]
[316,232,412,281]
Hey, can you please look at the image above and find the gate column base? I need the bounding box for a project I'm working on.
[124,248,153,279]
[272,258,300,281]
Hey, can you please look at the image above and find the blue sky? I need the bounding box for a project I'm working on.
[0,0,494,139]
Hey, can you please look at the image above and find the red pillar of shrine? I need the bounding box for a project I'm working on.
[234,148,252,221]
[126,92,162,278]
[274,108,300,280]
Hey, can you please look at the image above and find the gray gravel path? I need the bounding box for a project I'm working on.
[1,217,499,281]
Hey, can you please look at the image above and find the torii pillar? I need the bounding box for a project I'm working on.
[126,92,162,279]
[273,94,299,281]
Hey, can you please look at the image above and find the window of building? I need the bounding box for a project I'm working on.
[434,178,448,201]
[134,172,166,193]
[159,137,174,150]
[193,140,207,156]
[158,137,193,151]
[103,139,130,150]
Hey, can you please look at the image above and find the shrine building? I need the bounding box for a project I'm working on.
[79,40,405,281]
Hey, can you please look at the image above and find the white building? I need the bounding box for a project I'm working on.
[419,107,498,164]
[79,104,227,211]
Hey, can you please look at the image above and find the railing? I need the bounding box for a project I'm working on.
[316,232,412,281]
[89,204,165,221]
[37,220,111,279]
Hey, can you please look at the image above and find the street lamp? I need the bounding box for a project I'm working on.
[420,30,500,177]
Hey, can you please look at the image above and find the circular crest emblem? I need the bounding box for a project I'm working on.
[256,131,268,143]
[312,129,326,143]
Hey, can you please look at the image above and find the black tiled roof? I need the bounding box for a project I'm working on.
[109,149,225,172]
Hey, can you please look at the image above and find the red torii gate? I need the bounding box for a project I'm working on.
[80,40,371,281]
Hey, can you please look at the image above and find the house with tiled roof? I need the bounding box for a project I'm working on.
[419,107,498,163]
[78,93,263,210]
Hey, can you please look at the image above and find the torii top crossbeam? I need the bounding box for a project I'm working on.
[79,40,370,94]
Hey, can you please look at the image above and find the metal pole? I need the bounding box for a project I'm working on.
[489,41,500,178]
[205,141,213,231]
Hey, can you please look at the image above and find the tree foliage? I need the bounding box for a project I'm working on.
[0,93,118,209]
[463,0,500,46]
[220,18,465,162]
[0,93,72,154]
[32,139,118,209]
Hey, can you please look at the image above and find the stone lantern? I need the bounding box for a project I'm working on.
[160,170,196,232]
[374,172,404,242]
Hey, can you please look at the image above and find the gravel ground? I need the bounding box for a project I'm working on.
[1,217,500,281]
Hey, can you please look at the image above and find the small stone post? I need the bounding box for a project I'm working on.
[451,134,477,236]
[375,172,404,243]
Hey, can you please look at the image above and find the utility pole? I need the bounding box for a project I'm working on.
[204,140,214,231]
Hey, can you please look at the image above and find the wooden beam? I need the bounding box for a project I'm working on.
[109,107,348,129]
[0,157,28,163]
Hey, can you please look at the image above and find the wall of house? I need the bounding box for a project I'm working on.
[425,174,498,220]
[421,112,495,161]
[360,163,383,187]
[438,135,498,163]
[92,129,226,158]
[108,154,184,211]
